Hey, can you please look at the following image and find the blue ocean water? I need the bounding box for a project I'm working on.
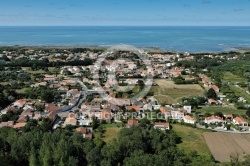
[0,26,250,52]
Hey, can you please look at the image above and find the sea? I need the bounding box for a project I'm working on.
[0,26,250,53]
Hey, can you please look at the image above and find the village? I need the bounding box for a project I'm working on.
[0,47,250,140]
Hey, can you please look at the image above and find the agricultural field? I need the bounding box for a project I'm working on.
[222,72,247,83]
[204,132,250,162]
[151,79,205,104]
[198,106,246,115]
[172,124,212,158]
[229,85,250,103]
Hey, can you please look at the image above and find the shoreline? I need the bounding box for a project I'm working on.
[0,45,249,54]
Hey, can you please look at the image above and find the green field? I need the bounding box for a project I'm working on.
[223,72,247,83]
[198,106,246,115]
[151,79,205,104]
[229,85,250,103]
[172,124,212,158]
[100,123,122,143]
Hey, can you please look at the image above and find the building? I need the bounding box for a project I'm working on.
[233,117,248,129]
[204,115,224,124]
[183,106,192,114]
[75,127,93,139]
[183,115,196,124]
[64,113,77,126]
[127,119,139,128]
[154,122,170,130]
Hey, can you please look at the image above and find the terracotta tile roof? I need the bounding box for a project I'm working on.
[159,107,170,113]
[184,115,195,121]
[205,115,223,121]
[0,121,14,128]
[13,122,27,129]
[126,106,140,112]
[76,127,87,134]
[234,117,247,123]
[154,122,170,128]
[211,85,219,91]
[127,119,139,127]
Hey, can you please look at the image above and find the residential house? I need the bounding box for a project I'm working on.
[45,103,61,112]
[171,110,185,120]
[154,122,170,130]
[233,117,248,128]
[159,107,171,119]
[13,122,27,129]
[224,114,233,120]
[127,119,139,128]
[64,113,77,126]
[204,115,224,124]
[0,121,14,128]
[46,111,58,124]
[126,105,141,112]
[183,115,196,124]
[75,127,93,139]
[67,89,81,99]
[208,99,218,105]
[13,99,26,109]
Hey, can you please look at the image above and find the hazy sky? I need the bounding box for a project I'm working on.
[0,0,250,26]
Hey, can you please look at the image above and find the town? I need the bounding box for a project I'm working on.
[0,46,250,164]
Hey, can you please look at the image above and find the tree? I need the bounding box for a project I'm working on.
[246,107,250,117]
[207,88,217,99]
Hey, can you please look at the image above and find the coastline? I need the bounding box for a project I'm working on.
[0,45,249,54]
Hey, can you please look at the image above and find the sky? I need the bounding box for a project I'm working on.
[0,0,250,26]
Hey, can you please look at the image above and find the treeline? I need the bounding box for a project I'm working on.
[0,124,219,166]
[4,58,94,67]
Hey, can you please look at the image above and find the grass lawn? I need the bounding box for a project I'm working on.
[22,67,46,74]
[223,72,246,83]
[101,123,122,143]
[151,79,205,104]
[16,88,30,94]
[198,106,246,115]
[171,124,212,157]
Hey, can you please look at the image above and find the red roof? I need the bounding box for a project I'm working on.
[127,119,139,127]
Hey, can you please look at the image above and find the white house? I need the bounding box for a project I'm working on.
[204,115,224,124]
[171,110,185,120]
[183,106,192,114]
[154,122,170,130]
[183,115,196,124]
[233,117,248,128]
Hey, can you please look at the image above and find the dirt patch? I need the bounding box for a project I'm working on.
[204,132,250,162]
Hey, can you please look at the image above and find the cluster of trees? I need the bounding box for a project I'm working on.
[182,96,207,108]
[0,123,218,166]
[5,58,94,68]
[173,76,198,84]
[24,87,61,103]
[176,58,222,69]
[0,85,20,108]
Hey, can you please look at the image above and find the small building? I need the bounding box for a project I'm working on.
[183,115,196,124]
[224,114,233,120]
[75,127,93,139]
[233,117,248,129]
[154,122,170,130]
[127,119,139,128]
[64,113,77,126]
[183,106,192,114]
[204,115,224,124]
[208,99,218,105]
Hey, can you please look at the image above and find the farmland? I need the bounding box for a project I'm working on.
[204,132,250,162]
[198,106,246,115]
[151,79,205,104]
[172,124,212,158]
